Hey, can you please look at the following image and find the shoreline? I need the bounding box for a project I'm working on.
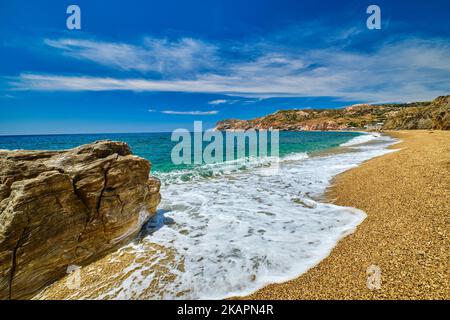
[244,130,449,299]
[34,131,395,300]
[32,130,449,300]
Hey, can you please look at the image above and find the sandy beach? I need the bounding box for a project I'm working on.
[33,130,449,300]
[245,130,450,300]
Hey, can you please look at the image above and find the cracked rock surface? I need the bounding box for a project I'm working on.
[0,141,161,299]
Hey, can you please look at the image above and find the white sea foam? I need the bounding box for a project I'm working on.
[98,133,397,300]
[340,132,380,147]
[154,152,309,184]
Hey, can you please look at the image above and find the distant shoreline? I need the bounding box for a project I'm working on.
[245,130,450,299]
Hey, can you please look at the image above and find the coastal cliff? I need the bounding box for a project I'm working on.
[215,95,450,131]
[0,141,161,299]
[383,95,450,130]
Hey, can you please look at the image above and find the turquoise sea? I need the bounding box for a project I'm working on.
[0,131,396,299]
[0,131,363,173]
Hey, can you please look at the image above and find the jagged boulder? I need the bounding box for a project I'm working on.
[0,141,161,299]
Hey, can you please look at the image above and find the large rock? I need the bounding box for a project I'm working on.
[0,141,161,299]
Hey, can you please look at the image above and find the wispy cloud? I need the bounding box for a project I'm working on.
[45,37,218,75]
[147,108,218,115]
[160,110,218,115]
[208,99,229,105]
[11,33,450,103]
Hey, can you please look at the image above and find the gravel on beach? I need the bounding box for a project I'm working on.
[245,130,450,300]
[36,131,449,300]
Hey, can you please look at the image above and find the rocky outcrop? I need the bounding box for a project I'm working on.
[0,141,161,299]
[215,95,450,131]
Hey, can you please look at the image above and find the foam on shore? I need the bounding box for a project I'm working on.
[340,132,380,147]
[88,133,398,300]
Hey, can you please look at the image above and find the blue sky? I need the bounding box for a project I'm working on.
[1,0,450,134]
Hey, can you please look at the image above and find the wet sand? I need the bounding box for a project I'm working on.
[245,130,449,300]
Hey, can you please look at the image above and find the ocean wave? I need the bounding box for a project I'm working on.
[339,132,380,147]
[91,133,398,300]
[155,152,309,184]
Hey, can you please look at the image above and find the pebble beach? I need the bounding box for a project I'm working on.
[246,130,450,299]
[34,130,449,300]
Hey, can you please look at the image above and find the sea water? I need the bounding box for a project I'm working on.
[0,131,396,299]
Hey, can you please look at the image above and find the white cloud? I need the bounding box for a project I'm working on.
[148,108,217,115]
[160,110,218,115]
[12,36,450,103]
[208,99,228,105]
[45,37,218,75]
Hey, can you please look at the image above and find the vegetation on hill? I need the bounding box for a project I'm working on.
[215,95,450,131]
[383,96,450,130]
